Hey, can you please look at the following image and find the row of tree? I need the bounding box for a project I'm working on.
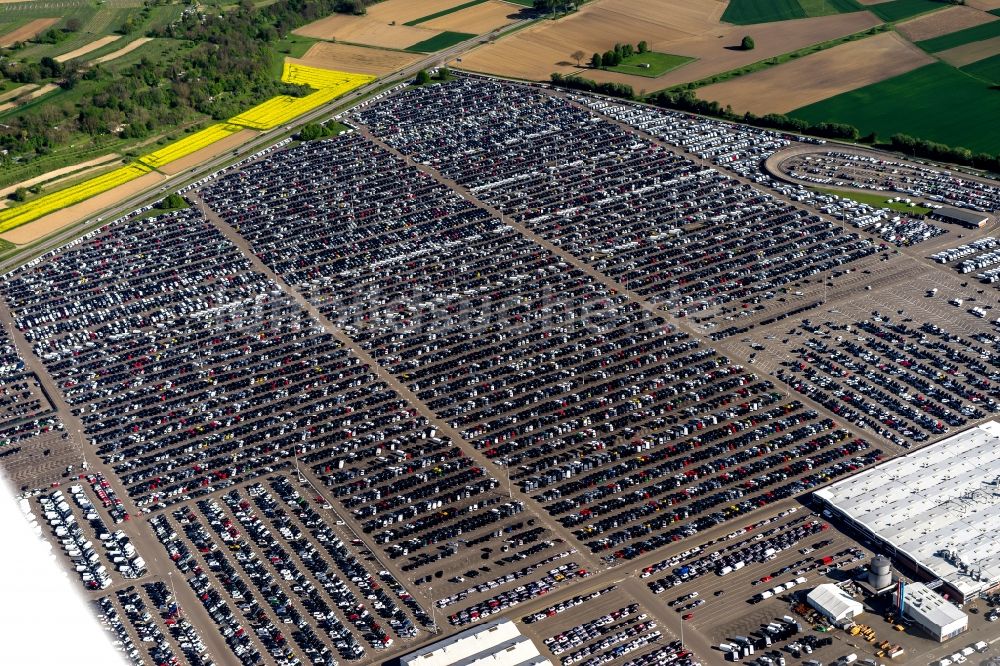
[0,0,387,170]
[889,133,1000,174]
[647,88,860,139]
[533,0,583,14]
[549,74,1000,173]
[589,41,649,68]
[549,73,634,99]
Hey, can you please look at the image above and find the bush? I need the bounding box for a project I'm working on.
[637,40,648,54]
[10,187,28,202]
[156,193,187,210]
[297,123,331,141]
[741,35,755,50]
[590,52,602,68]
[415,69,431,85]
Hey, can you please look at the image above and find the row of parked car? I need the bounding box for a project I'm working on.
[116,586,179,666]
[361,80,877,320]
[144,580,213,666]
[448,562,591,626]
[40,489,112,589]
[149,512,264,665]
[194,125,870,572]
[780,316,1000,447]
[2,209,466,523]
[782,151,1000,214]
[95,596,143,665]
[261,477,415,645]
[544,602,642,654]
[69,483,147,579]
[522,584,618,624]
[0,318,64,457]
[646,516,829,594]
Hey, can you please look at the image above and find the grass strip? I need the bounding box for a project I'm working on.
[404,0,489,26]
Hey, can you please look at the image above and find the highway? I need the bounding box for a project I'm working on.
[0,20,531,275]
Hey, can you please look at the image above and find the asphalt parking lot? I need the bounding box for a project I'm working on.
[2,75,1000,666]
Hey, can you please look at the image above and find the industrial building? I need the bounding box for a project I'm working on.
[806,584,864,623]
[814,421,1000,603]
[401,619,552,666]
[894,582,968,642]
[930,207,989,229]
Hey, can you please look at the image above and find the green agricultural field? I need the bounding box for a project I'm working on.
[407,31,475,52]
[916,20,1000,52]
[865,0,945,22]
[404,0,488,26]
[721,0,862,25]
[797,0,863,15]
[270,33,320,77]
[961,53,1000,84]
[791,62,1000,154]
[15,6,121,61]
[606,51,694,77]
[505,0,536,5]
[0,86,64,121]
[813,188,931,214]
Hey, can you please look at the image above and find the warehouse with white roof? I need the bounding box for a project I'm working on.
[806,583,864,623]
[814,420,1000,604]
[895,582,968,642]
[402,619,551,666]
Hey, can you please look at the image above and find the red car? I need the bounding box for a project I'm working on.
[682,613,694,621]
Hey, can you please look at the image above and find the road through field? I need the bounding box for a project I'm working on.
[0,22,530,273]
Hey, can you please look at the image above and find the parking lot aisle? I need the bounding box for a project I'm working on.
[133,581,194,663]
[103,590,160,664]
[0,299,91,482]
[164,506,283,666]
[272,460,433,633]
[188,191,604,580]
[353,125,705,344]
[0,299,233,651]
[211,486,374,652]
[253,477,429,641]
[621,574,713,666]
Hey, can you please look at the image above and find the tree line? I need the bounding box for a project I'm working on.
[549,74,1000,174]
[589,41,648,69]
[0,0,385,172]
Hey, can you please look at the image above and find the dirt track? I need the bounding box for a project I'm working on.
[0,154,120,200]
[423,0,524,34]
[0,84,35,103]
[0,82,57,112]
[91,37,153,64]
[291,0,471,48]
[160,129,259,176]
[695,31,934,115]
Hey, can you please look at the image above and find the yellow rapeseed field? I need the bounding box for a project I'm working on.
[0,65,375,237]
[229,66,374,130]
[139,123,245,169]
[0,163,152,234]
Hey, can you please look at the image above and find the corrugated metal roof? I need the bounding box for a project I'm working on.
[815,421,1000,597]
